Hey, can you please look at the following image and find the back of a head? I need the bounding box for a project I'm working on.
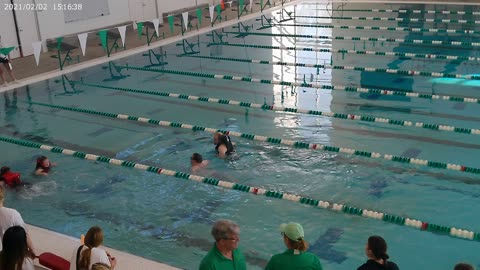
[211,219,239,241]
[192,153,203,163]
[92,262,111,270]
[368,235,389,262]
[455,263,475,270]
[1,226,28,270]
[85,226,104,248]
[36,156,47,168]
[0,166,10,175]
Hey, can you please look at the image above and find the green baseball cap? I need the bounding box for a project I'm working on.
[279,222,304,241]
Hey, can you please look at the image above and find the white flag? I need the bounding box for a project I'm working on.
[133,21,138,30]
[152,18,160,37]
[77,33,88,56]
[182,12,189,31]
[32,41,42,66]
[118,25,127,47]
[209,5,215,23]
[250,0,253,11]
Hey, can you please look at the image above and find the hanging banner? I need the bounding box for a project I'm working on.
[196,8,202,26]
[239,0,244,13]
[152,18,160,37]
[136,22,144,39]
[32,41,42,66]
[209,5,215,23]
[250,0,253,11]
[182,12,189,31]
[56,37,64,49]
[133,21,138,30]
[168,15,175,33]
[216,4,221,17]
[118,25,127,47]
[98,30,108,49]
[77,33,88,56]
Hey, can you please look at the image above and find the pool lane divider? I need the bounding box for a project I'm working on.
[184,54,480,81]
[223,31,480,47]
[310,8,480,16]
[118,65,480,103]
[207,42,480,63]
[1,132,479,243]
[262,23,480,35]
[293,15,480,24]
[29,101,480,175]
[77,82,480,136]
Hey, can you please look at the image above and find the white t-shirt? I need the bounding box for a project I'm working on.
[21,257,35,270]
[69,245,111,270]
[0,206,26,251]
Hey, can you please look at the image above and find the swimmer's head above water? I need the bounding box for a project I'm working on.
[191,153,204,165]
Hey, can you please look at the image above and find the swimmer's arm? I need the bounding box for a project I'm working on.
[217,145,228,159]
[34,169,48,176]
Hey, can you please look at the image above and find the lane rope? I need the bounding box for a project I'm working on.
[78,81,480,136]
[207,42,480,63]
[29,101,480,175]
[0,134,478,242]
[309,8,480,15]
[263,23,480,35]
[293,15,480,24]
[118,64,480,103]
[223,31,480,47]
[185,54,480,81]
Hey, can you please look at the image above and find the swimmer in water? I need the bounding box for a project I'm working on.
[213,132,235,159]
[0,166,30,190]
[34,156,56,176]
[191,153,209,173]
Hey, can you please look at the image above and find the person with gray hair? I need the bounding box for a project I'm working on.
[0,185,35,255]
[199,219,246,270]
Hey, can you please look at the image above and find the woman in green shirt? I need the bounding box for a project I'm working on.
[265,223,323,270]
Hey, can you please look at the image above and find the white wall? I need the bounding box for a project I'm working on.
[159,0,218,14]
[35,0,131,41]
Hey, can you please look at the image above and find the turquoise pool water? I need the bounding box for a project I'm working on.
[1,2,480,269]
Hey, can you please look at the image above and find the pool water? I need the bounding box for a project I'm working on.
[2,1,480,269]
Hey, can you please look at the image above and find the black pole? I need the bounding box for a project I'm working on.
[10,0,23,57]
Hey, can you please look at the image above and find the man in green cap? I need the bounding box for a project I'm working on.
[199,219,246,270]
[265,222,323,270]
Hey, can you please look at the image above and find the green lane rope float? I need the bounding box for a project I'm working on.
[310,8,480,15]
[207,42,480,63]
[29,101,480,175]
[184,54,480,81]
[118,65,480,103]
[0,134,478,243]
[265,23,480,35]
[293,15,480,24]
[76,82,480,136]
[223,31,480,47]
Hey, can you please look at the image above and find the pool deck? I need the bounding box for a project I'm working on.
[28,224,182,270]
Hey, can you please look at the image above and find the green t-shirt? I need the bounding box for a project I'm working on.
[265,249,323,270]
[199,244,247,270]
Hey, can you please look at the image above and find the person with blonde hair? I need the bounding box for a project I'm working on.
[69,226,117,270]
[265,222,322,270]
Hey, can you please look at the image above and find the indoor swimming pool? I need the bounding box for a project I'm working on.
[1,1,480,269]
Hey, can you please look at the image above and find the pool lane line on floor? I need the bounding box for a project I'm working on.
[78,82,480,136]
[222,31,480,47]
[309,9,480,15]
[182,54,480,81]
[207,42,480,63]
[118,65,480,103]
[261,23,480,35]
[1,135,479,243]
[292,15,480,24]
[28,101,480,175]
